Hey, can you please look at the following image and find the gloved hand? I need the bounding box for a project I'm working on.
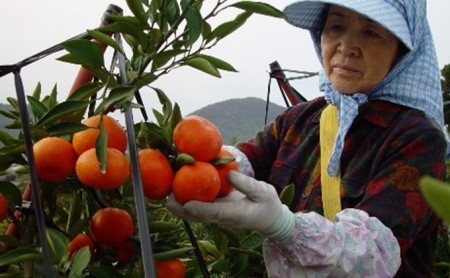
[166,170,295,239]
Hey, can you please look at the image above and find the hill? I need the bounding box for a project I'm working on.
[189,97,287,144]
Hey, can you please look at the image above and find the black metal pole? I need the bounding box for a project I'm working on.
[114,32,156,278]
[13,68,53,278]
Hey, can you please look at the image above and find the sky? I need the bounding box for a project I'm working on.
[1,1,449,124]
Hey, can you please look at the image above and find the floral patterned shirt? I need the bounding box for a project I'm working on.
[236,97,446,277]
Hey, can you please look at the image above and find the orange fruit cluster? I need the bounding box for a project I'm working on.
[67,207,135,261]
[73,115,130,190]
[171,115,238,205]
[33,114,130,190]
[134,115,238,204]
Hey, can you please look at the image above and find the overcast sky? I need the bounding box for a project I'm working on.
[1,1,449,123]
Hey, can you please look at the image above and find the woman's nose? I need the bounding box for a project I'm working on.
[337,34,361,57]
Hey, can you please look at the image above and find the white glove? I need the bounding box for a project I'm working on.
[166,170,295,239]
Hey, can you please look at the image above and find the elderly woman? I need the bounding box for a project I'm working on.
[168,0,448,277]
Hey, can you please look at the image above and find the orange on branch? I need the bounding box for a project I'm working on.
[215,148,239,197]
[138,148,174,201]
[76,147,129,189]
[113,241,135,262]
[172,161,220,205]
[155,259,186,278]
[0,193,8,222]
[172,115,222,162]
[72,114,127,156]
[90,207,134,248]
[68,233,95,258]
[33,137,77,182]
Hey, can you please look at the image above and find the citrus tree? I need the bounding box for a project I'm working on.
[0,0,286,277]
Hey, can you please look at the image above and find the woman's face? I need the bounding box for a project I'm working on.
[320,5,401,94]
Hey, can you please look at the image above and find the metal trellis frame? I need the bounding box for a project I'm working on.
[264,60,318,124]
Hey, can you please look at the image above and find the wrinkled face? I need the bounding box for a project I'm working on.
[320,5,401,94]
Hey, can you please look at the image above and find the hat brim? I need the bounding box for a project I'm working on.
[283,0,412,49]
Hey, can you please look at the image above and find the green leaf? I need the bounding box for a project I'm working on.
[148,221,181,233]
[210,157,235,165]
[210,258,231,272]
[99,21,142,39]
[66,192,83,239]
[152,109,164,126]
[6,98,19,111]
[46,228,69,264]
[164,0,181,26]
[33,100,90,130]
[207,11,252,42]
[240,232,264,249]
[87,30,124,55]
[104,86,137,111]
[185,7,203,46]
[197,240,221,259]
[0,248,43,267]
[152,49,185,71]
[153,247,193,261]
[58,39,104,69]
[32,82,41,100]
[184,57,220,78]
[0,235,22,249]
[202,20,212,39]
[104,15,147,29]
[47,84,58,110]
[229,247,263,259]
[279,183,295,206]
[419,176,450,224]
[136,122,170,150]
[195,54,238,72]
[0,109,18,121]
[27,96,47,119]
[167,103,182,142]
[0,181,22,210]
[69,247,91,278]
[126,0,148,25]
[67,219,90,241]
[0,130,15,147]
[153,87,173,123]
[0,269,23,278]
[133,72,158,89]
[46,122,89,137]
[96,128,108,174]
[232,1,285,18]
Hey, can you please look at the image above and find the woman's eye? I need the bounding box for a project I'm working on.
[324,24,344,34]
[329,24,343,31]
[365,29,381,38]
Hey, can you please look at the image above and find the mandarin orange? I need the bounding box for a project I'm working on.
[72,114,127,156]
[76,147,129,189]
[172,115,222,162]
[172,161,220,205]
[33,137,77,182]
[90,207,134,248]
[138,148,174,200]
[214,148,239,197]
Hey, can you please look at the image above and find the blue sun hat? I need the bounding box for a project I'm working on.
[283,0,449,176]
